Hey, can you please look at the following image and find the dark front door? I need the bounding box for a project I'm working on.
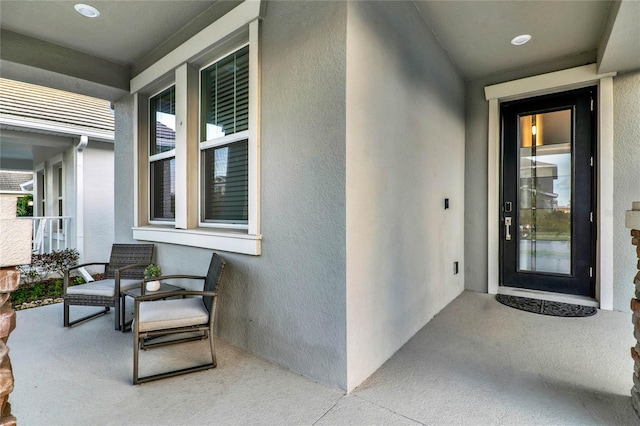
[501,87,596,297]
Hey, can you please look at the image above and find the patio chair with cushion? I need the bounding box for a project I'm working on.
[63,243,154,330]
[133,252,226,384]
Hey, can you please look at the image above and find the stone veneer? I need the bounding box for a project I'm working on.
[0,195,33,426]
[626,201,640,417]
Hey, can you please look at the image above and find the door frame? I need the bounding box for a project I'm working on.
[484,64,616,310]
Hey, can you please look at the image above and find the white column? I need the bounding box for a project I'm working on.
[75,136,88,262]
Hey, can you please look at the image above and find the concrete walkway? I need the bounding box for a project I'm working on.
[10,291,638,425]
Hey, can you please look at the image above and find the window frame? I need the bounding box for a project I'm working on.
[37,169,46,217]
[131,7,261,256]
[148,83,177,225]
[55,165,64,229]
[198,43,250,230]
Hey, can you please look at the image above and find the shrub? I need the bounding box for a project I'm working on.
[17,264,41,285]
[16,194,33,217]
[11,279,67,307]
[31,283,44,299]
[17,249,79,283]
[11,273,89,310]
[11,287,28,305]
[47,249,80,276]
[47,279,63,297]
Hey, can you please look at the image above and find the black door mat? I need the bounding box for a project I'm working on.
[496,294,597,317]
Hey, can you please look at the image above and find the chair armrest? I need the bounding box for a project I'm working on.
[114,263,151,293]
[66,262,109,272]
[142,275,206,284]
[133,290,218,333]
[135,275,208,295]
[64,262,109,291]
[134,290,217,304]
[116,262,149,273]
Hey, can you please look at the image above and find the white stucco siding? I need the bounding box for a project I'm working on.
[114,96,136,244]
[345,2,466,390]
[115,1,349,389]
[82,143,115,263]
[613,70,640,311]
[255,1,348,389]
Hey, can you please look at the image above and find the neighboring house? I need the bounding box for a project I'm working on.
[0,79,115,261]
[0,1,638,393]
[519,159,559,210]
[0,170,32,196]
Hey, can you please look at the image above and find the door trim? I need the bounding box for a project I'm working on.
[484,64,617,310]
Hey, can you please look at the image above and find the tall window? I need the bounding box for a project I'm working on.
[55,166,63,229]
[133,15,260,254]
[37,171,45,216]
[149,86,176,221]
[200,46,249,226]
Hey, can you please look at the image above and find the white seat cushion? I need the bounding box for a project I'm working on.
[66,279,141,297]
[138,297,209,332]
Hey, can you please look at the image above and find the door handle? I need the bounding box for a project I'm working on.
[505,217,512,241]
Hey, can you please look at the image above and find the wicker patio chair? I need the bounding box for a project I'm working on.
[133,252,226,384]
[63,243,154,330]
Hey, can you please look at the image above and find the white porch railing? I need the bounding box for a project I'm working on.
[19,216,72,254]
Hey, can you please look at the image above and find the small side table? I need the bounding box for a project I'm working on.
[121,283,184,332]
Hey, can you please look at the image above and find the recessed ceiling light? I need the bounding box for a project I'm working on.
[74,3,100,18]
[511,34,532,46]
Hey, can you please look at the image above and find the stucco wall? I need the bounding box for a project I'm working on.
[114,95,137,244]
[345,2,466,390]
[82,143,114,262]
[114,1,348,389]
[613,70,640,311]
[464,57,638,312]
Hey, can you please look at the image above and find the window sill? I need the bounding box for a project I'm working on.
[132,226,261,255]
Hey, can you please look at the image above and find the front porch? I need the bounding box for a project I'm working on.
[11,291,635,424]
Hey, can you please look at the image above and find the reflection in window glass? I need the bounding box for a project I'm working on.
[518,109,572,275]
[150,87,176,155]
[202,140,248,223]
[149,86,176,221]
[201,46,249,141]
[151,157,175,220]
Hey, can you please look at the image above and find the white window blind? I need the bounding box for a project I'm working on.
[201,46,249,225]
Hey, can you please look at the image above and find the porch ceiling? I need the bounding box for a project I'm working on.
[413,0,639,80]
[0,1,638,98]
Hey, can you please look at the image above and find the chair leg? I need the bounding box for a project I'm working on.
[134,328,217,385]
[114,300,121,331]
[121,295,127,332]
[133,329,140,385]
[64,305,111,327]
[209,326,217,368]
[63,301,70,327]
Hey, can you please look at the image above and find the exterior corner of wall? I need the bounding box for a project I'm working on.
[113,94,136,243]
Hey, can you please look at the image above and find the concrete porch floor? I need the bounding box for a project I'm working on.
[11,291,637,425]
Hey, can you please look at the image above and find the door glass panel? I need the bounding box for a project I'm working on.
[518,109,572,274]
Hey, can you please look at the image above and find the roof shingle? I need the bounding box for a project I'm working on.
[0,170,33,193]
[0,78,114,134]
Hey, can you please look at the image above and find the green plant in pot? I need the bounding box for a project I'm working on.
[144,264,162,291]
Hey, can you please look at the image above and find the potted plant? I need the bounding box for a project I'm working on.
[144,264,162,291]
